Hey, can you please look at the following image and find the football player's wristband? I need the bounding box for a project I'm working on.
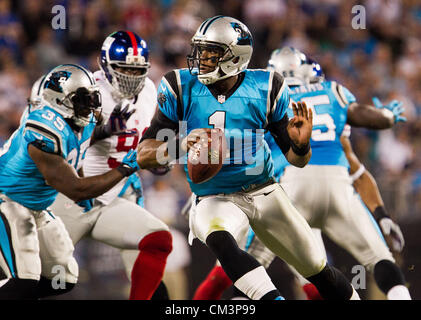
[350,164,366,182]
[116,163,137,177]
[372,205,389,222]
[290,141,310,156]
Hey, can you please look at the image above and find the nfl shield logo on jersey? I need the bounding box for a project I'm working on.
[217,95,226,104]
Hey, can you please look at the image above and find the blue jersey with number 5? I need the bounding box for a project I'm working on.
[267,80,356,180]
[0,105,95,210]
[157,69,290,196]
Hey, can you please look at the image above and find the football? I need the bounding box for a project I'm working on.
[187,128,227,184]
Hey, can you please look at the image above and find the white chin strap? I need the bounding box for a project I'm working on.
[197,67,221,85]
[197,66,236,85]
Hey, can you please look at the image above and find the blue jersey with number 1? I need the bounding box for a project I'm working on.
[157,69,290,196]
[0,105,95,210]
[267,80,356,181]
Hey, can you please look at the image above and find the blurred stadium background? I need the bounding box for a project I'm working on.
[0,0,420,299]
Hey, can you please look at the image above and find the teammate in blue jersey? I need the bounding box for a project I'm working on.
[137,16,361,300]
[49,31,173,300]
[244,47,411,300]
[0,64,140,300]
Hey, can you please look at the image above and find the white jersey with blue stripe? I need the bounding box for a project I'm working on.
[266,80,356,181]
[0,105,95,211]
[157,69,290,196]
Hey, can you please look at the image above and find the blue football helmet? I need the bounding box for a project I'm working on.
[99,31,150,99]
[302,57,325,84]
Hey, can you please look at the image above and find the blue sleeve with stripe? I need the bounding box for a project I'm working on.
[23,129,58,155]
[23,110,67,157]
[157,78,179,123]
[339,84,357,106]
[270,85,290,123]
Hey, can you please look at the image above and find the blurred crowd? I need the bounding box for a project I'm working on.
[0,0,420,299]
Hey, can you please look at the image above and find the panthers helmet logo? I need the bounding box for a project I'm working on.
[44,71,72,93]
[230,22,252,46]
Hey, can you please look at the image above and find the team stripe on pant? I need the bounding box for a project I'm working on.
[0,210,17,278]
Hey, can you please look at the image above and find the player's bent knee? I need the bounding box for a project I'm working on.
[42,256,79,284]
[138,230,173,255]
[296,256,327,278]
[364,253,395,273]
[38,215,79,283]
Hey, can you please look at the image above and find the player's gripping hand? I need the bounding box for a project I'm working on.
[379,217,405,253]
[181,128,213,152]
[106,100,136,135]
[372,97,407,123]
[287,101,313,148]
[117,149,140,177]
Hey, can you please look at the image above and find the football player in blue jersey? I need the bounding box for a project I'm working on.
[0,64,140,299]
[191,47,411,300]
[49,31,173,300]
[243,47,410,300]
[137,16,361,300]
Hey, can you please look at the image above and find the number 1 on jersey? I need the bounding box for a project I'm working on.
[208,111,226,131]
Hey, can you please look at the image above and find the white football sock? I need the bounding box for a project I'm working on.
[233,266,277,300]
[350,287,361,300]
[387,285,411,300]
[0,279,9,288]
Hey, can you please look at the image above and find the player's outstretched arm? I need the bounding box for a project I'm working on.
[28,144,138,202]
[341,135,383,211]
[341,136,405,252]
[347,97,406,129]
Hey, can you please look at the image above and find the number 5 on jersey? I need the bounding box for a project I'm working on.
[296,95,336,141]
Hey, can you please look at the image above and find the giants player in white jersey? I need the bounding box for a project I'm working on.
[50,31,172,300]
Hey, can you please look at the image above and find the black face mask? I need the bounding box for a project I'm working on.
[71,87,102,119]
[187,43,226,75]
